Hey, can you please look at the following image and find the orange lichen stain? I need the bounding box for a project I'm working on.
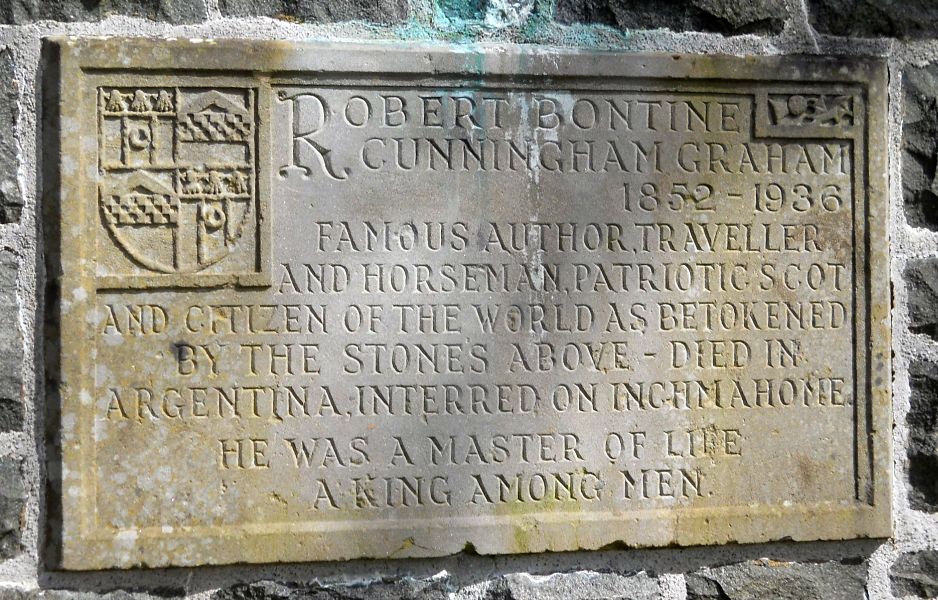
[274,13,302,23]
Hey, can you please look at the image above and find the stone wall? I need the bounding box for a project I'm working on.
[0,0,936,598]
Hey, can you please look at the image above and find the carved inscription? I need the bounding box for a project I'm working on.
[55,42,890,569]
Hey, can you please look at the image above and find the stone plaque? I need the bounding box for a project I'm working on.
[49,39,891,570]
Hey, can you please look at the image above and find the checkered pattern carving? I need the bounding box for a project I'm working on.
[177,112,252,142]
[102,193,178,225]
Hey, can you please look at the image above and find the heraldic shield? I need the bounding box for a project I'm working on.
[97,86,261,285]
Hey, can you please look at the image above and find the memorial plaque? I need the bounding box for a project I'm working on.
[49,39,892,569]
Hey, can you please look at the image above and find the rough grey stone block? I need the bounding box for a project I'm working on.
[437,0,544,29]
[0,49,20,224]
[906,259,938,338]
[0,0,206,25]
[555,0,789,35]
[685,558,867,600]
[212,572,660,600]
[0,251,21,433]
[483,0,536,28]
[891,551,938,599]
[903,64,938,230]
[218,0,409,23]
[808,0,938,39]
[908,360,938,512]
[0,457,26,559]
[212,579,451,600]
[500,571,660,599]
[0,588,183,599]
[438,0,486,21]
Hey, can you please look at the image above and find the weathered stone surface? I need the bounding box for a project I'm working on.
[0,49,20,224]
[211,572,659,600]
[436,0,543,29]
[686,558,868,600]
[438,0,486,21]
[483,0,536,28]
[907,359,938,512]
[0,251,21,433]
[500,571,659,599]
[214,579,451,600]
[890,551,938,599]
[906,259,938,338]
[0,457,26,559]
[0,589,179,600]
[218,0,409,23]
[808,0,938,39]
[903,64,938,230]
[0,0,206,24]
[555,0,789,35]
[51,40,891,569]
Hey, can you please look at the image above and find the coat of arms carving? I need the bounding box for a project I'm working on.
[97,86,265,286]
